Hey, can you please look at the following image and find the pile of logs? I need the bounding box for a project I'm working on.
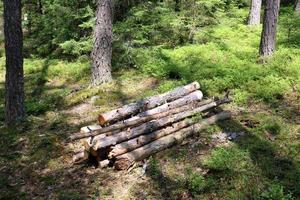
[69,82,231,170]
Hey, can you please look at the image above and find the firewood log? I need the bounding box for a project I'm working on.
[108,117,199,158]
[92,97,231,151]
[114,111,231,170]
[98,82,200,125]
[69,91,206,141]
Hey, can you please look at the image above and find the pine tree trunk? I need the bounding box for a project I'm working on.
[91,0,113,85]
[248,0,262,25]
[259,0,280,57]
[3,0,25,125]
[295,0,300,12]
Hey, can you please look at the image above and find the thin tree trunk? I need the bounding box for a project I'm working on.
[248,0,262,25]
[91,0,113,85]
[295,0,300,12]
[259,0,280,57]
[3,0,25,125]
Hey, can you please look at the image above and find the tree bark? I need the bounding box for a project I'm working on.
[295,0,300,12]
[3,0,25,125]
[70,90,205,141]
[98,81,200,125]
[259,0,280,57]
[248,0,262,25]
[91,0,113,85]
[92,97,230,151]
[114,111,232,170]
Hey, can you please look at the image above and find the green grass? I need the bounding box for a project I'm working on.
[0,5,300,200]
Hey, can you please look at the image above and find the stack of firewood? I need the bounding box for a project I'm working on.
[69,82,231,170]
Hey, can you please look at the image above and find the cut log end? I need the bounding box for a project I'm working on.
[98,115,106,126]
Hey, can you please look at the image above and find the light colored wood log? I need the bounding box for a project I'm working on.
[69,91,206,141]
[80,125,102,133]
[98,82,200,125]
[92,97,230,151]
[114,111,231,170]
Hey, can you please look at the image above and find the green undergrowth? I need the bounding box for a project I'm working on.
[0,4,300,200]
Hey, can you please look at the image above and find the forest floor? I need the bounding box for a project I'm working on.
[1,9,300,200]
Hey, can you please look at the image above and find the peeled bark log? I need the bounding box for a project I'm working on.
[109,117,200,158]
[70,90,205,141]
[92,97,230,151]
[80,125,102,134]
[114,111,231,170]
[98,81,200,125]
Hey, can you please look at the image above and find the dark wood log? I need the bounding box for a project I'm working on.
[92,97,231,151]
[70,90,205,141]
[114,111,231,170]
[98,82,200,125]
[109,117,200,158]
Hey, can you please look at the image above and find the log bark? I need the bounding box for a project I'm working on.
[92,97,230,151]
[98,81,200,125]
[114,111,231,170]
[80,125,102,134]
[109,117,201,158]
[70,90,205,141]
[248,0,262,25]
[259,0,280,57]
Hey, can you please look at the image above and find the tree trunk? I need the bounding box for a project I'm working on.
[92,97,230,151]
[248,0,262,25]
[295,0,300,12]
[98,82,200,125]
[259,0,280,57]
[91,0,113,85]
[69,91,205,141]
[3,0,25,125]
[114,111,231,170]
